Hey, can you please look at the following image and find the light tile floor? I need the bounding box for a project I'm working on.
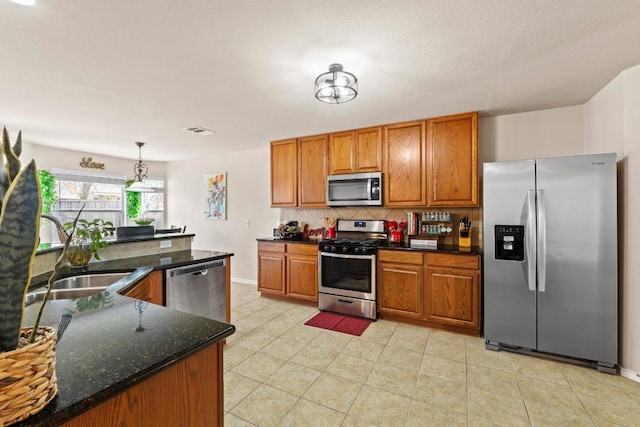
[224,282,640,426]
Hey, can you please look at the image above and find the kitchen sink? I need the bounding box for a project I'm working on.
[25,287,111,306]
[25,272,131,306]
[51,272,130,290]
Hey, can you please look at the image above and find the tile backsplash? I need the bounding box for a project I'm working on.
[280,207,483,247]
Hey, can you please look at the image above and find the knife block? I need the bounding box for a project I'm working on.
[458,228,471,247]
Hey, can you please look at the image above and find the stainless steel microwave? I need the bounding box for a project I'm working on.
[326,172,382,206]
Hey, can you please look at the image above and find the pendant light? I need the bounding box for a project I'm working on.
[127,142,153,192]
[315,63,358,104]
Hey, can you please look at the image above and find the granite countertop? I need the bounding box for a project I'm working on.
[31,249,233,289]
[16,250,235,426]
[382,243,483,255]
[257,237,482,255]
[36,232,196,255]
[256,237,321,245]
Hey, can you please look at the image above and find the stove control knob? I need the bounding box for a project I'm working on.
[342,246,349,253]
[330,246,337,252]
[361,247,370,254]
[354,247,361,253]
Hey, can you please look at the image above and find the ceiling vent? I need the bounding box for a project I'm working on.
[184,126,216,136]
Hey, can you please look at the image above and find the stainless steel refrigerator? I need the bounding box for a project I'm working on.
[483,153,618,373]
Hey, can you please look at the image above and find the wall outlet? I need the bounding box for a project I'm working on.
[160,240,172,249]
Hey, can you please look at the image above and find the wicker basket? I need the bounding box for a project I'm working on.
[0,327,58,426]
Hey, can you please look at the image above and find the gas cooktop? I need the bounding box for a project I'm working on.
[319,237,388,254]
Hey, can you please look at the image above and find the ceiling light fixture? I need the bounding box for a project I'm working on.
[315,63,358,104]
[127,142,153,192]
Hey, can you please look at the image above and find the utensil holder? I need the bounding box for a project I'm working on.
[459,228,471,247]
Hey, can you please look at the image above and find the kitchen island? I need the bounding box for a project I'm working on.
[16,249,235,427]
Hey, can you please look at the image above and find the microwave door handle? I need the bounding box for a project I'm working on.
[366,179,372,200]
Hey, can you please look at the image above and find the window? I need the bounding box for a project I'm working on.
[42,170,165,244]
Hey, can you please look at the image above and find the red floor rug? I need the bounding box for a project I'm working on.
[304,311,372,336]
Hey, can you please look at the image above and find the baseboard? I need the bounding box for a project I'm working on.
[620,367,640,383]
[231,277,257,286]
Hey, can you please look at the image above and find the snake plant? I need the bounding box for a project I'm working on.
[0,128,77,351]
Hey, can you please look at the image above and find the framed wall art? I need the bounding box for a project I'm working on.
[204,172,226,220]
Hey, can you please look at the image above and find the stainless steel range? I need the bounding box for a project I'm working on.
[318,219,387,320]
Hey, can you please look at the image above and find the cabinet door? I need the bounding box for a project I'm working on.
[426,112,478,206]
[258,252,285,294]
[124,276,151,302]
[298,135,328,206]
[383,121,426,206]
[424,266,479,329]
[271,139,298,207]
[328,131,356,175]
[356,127,382,172]
[286,254,318,302]
[378,262,423,318]
[147,270,164,305]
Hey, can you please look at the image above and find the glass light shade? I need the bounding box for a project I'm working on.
[315,64,358,104]
[127,180,154,192]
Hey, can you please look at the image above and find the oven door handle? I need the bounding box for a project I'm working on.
[319,252,375,260]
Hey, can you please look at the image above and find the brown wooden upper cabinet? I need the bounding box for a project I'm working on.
[328,127,382,175]
[298,135,328,207]
[270,139,298,207]
[383,120,427,206]
[271,136,328,207]
[426,112,478,206]
[271,111,478,208]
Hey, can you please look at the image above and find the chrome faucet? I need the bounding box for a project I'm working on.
[41,214,70,244]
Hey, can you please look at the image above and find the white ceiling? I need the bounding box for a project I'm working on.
[2,0,640,161]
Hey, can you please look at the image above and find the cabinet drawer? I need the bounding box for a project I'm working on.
[378,250,423,265]
[425,253,479,270]
[258,241,286,253]
[286,243,318,256]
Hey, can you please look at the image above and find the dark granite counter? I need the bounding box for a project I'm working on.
[36,233,195,255]
[31,249,233,290]
[257,237,482,255]
[256,237,320,245]
[382,243,483,255]
[17,250,235,426]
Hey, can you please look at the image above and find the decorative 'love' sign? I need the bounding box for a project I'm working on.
[80,157,105,170]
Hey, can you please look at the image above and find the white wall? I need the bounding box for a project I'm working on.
[584,64,640,376]
[479,106,584,165]
[166,146,280,284]
[30,144,166,178]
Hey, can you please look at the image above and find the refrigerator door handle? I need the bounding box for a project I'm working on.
[537,189,547,292]
[526,190,536,291]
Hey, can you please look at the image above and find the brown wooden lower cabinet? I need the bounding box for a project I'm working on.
[258,242,286,295]
[377,250,481,335]
[123,270,164,305]
[258,241,318,302]
[378,251,423,319]
[61,342,224,427]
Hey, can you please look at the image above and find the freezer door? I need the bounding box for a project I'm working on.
[483,159,537,349]
[536,153,617,365]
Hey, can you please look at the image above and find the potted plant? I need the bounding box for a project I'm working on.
[133,216,155,226]
[64,217,113,267]
[0,128,80,425]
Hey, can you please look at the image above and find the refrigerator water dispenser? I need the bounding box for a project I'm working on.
[495,225,524,261]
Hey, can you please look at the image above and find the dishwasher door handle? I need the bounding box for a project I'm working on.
[192,269,209,277]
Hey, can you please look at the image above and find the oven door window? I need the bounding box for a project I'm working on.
[320,254,372,294]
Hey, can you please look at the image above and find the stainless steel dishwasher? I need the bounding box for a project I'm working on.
[165,259,227,322]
